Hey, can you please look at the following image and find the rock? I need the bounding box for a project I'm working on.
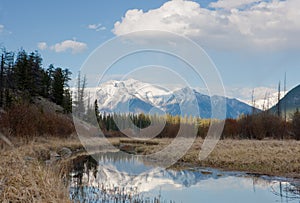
[46,151,61,166]
[50,151,61,161]
[24,156,35,161]
[45,159,56,166]
[58,147,72,159]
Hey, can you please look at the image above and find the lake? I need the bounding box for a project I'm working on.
[69,151,300,203]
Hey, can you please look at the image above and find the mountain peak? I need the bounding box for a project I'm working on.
[96,78,257,118]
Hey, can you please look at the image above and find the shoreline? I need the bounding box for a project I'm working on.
[117,138,300,179]
[0,137,299,202]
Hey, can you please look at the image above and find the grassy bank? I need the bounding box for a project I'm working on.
[0,137,299,202]
[131,138,300,178]
[0,135,122,202]
[0,139,70,202]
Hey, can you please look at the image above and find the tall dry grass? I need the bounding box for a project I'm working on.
[0,147,70,202]
[130,138,300,178]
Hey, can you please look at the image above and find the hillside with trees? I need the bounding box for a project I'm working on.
[0,48,74,140]
[0,48,72,112]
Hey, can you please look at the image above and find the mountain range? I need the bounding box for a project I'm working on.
[95,79,258,119]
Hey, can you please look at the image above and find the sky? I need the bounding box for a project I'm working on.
[0,0,300,101]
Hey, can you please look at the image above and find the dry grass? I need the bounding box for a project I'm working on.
[134,138,300,178]
[0,146,70,202]
[0,134,124,202]
[201,139,300,177]
[1,136,299,202]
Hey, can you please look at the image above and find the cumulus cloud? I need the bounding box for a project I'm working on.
[50,39,87,54]
[113,0,300,51]
[37,42,47,50]
[88,23,106,31]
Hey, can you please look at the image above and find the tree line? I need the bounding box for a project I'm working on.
[74,71,300,140]
[82,104,300,140]
[0,48,72,113]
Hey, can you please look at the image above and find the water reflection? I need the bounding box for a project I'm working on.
[271,180,300,202]
[69,152,300,203]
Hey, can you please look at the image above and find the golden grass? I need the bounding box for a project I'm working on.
[0,147,70,202]
[1,136,299,202]
[0,135,125,202]
[134,138,300,178]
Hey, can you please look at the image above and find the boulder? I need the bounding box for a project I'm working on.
[58,147,72,158]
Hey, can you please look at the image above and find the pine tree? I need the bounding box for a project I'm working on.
[94,99,100,122]
[14,50,29,92]
[62,88,72,113]
[28,51,43,96]
[52,67,64,105]
[41,64,53,98]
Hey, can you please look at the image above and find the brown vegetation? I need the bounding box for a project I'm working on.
[0,103,75,141]
[125,138,300,178]
[0,135,299,202]
[0,139,73,202]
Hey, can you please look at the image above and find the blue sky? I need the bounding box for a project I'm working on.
[0,0,300,101]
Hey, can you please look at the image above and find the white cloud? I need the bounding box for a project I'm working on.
[113,0,300,51]
[209,0,261,10]
[88,23,106,31]
[0,24,4,32]
[37,42,47,50]
[50,39,87,54]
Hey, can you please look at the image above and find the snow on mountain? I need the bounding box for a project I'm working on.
[225,86,287,110]
[235,90,285,110]
[96,79,171,111]
[93,79,257,119]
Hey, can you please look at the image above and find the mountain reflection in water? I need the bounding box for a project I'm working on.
[69,152,300,203]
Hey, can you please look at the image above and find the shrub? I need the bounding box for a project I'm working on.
[237,113,284,140]
[0,103,75,139]
[222,119,239,139]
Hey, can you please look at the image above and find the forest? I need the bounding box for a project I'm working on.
[0,48,72,112]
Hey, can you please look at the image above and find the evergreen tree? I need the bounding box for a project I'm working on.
[14,50,29,92]
[94,99,100,122]
[62,88,72,113]
[41,64,53,98]
[28,51,43,96]
[52,67,65,105]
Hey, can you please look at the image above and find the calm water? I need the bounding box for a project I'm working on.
[69,152,300,203]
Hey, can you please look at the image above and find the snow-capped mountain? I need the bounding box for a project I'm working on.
[94,79,258,119]
[240,91,285,110]
[96,79,170,111]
